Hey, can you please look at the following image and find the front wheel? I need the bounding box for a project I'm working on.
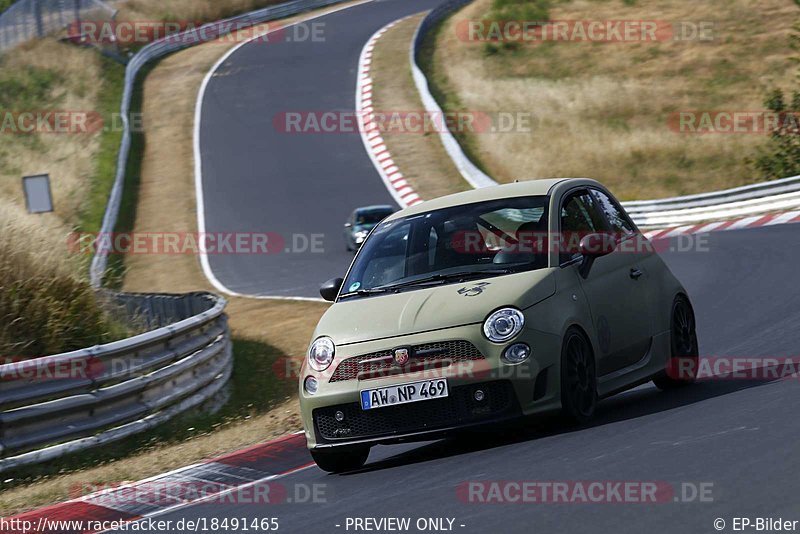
[560,328,597,425]
[310,446,370,473]
[653,296,699,390]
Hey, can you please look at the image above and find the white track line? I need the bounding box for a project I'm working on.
[193,0,374,302]
[356,15,425,208]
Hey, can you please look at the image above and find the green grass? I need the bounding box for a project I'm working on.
[78,57,126,235]
[488,0,551,20]
[0,64,64,160]
[103,61,152,289]
[0,65,63,109]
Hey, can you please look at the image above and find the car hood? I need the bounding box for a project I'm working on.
[316,269,557,346]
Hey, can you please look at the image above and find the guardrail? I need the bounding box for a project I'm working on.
[620,175,800,226]
[89,0,351,287]
[410,0,497,190]
[0,291,231,472]
[410,0,800,228]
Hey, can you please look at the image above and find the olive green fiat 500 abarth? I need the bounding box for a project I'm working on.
[300,179,698,473]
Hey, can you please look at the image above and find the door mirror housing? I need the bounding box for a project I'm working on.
[320,277,344,301]
[578,233,617,278]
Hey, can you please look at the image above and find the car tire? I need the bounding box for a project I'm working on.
[653,295,699,390]
[560,327,597,425]
[310,446,370,473]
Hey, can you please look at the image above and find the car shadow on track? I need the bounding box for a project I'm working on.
[341,377,778,475]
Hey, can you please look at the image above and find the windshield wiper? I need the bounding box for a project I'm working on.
[373,268,515,292]
[339,269,516,299]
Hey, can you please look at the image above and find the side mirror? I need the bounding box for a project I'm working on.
[578,233,616,278]
[320,277,344,301]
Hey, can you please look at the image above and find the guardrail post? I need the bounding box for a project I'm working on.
[33,0,44,37]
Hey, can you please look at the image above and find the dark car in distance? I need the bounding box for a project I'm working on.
[344,205,396,252]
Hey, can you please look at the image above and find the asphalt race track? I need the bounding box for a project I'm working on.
[106,224,800,533]
[198,0,443,298]
[184,0,800,531]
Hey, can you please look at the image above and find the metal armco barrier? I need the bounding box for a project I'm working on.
[410,1,800,228]
[410,0,497,190]
[0,292,231,472]
[89,0,351,287]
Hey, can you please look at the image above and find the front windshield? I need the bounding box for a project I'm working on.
[341,196,550,296]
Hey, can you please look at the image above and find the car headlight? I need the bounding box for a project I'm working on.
[483,308,525,343]
[308,336,335,371]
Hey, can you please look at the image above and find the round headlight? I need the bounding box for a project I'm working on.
[308,336,335,371]
[483,308,525,343]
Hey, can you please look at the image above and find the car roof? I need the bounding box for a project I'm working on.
[384,178,597,221]
[355,205,395,213]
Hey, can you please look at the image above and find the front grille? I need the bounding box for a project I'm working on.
[329,340,484,383]
[313,380,518,442]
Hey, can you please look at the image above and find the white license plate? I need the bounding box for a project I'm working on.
[360,379,449,410]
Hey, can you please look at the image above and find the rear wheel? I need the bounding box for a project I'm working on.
[653,296,699,390]
[310,447,370,473]
[560,328,597,424]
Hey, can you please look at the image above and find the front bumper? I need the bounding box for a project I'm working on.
[300,323,562,449]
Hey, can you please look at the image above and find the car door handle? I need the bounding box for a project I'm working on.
[630,268,643,280]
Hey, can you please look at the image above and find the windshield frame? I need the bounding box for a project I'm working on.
[337,195,552,301]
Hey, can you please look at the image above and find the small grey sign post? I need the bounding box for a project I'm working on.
[22,174,54,214]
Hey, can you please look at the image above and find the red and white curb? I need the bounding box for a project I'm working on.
[8,432,312,534]
[357,16,424,208]
[642,210,800,240]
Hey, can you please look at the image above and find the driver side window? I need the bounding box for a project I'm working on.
[560,191,606,263]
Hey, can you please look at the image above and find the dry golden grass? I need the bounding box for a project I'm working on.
[0,39,102,226]
[424,0,799,200]
[370,14,471,201]
[0,201,132,357]
[0,40,133,358]
[118,0,287,22]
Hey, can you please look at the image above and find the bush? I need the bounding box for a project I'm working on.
[751,23,800,180]
[752,89,800,180]
[0,208,131,359]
